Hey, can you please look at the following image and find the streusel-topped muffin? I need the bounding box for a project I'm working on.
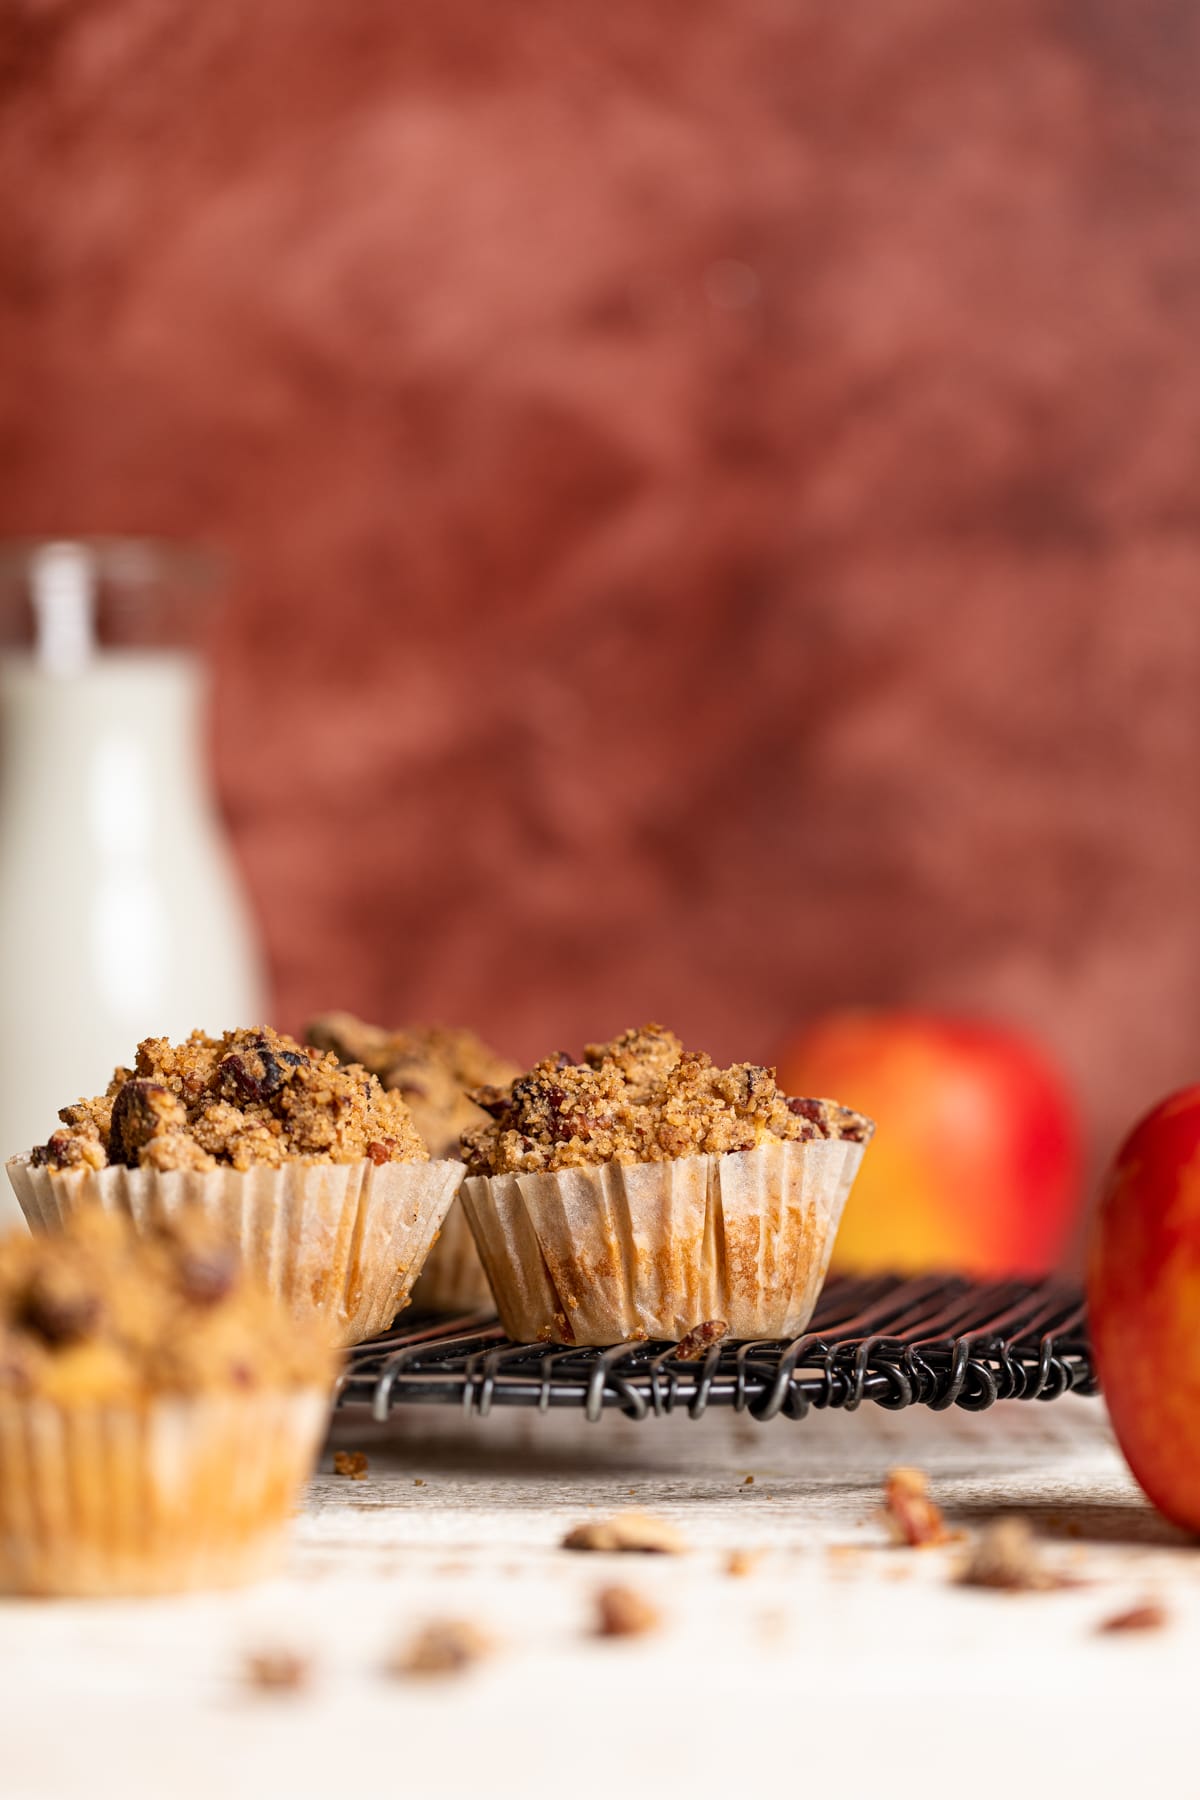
[0,1207,335,1403]
[0,1209,334,1595]
[32,1026,425,1174]
[308,1014,517,1159]
[8,1027,463,1348]
[463,1023,870,1175]
[458,1024,873,1347]
[308,1014,519,1313]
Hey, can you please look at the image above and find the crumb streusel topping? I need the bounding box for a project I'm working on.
[0,1208,336,1403]
[307,1013,519,1160]
[28,1026,427,1174]
[461,1023,873,1177]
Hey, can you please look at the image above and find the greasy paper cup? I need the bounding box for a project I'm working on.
[459,1138,865,1345]
[0,1387,327,1597]
[410,1197,496,1315]
[6,1156,464,1347]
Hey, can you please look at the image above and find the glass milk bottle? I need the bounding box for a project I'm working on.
[0,540,265,1222]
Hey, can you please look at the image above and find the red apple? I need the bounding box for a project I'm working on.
[1088,1087,1200,1532]
[775,1010,1083,1277]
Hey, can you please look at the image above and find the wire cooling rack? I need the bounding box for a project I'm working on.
[337,1274,1096,1424]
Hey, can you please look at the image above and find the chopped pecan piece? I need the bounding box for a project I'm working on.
[593,1585,661,1638]
[786,1096,828,1130]
[883,1467,950,1548]
[244,1649,311,1692]
[468,1085,512,1120]
[109,1079,186,1166]
[217,1038,305,1106]
[333,1450,369,1480]
[387,1620,493,1676]
[958,1518,1076,1591]
[1098,1600,1168,1633]
[562,1510,687,1554]
[674,1319,728,1361]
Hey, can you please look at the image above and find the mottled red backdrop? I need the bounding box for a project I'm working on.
[2,0,1199,1169]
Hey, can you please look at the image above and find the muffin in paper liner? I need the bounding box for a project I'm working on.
[0,1388,328,1597]
[411,1200,496,1315]
[458,1137,865,1345]
[305,1012,516,1317]
[5,1157,464,1348]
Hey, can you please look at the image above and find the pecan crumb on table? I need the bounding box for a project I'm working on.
[1097,1600,1169,1634]
[958,1519,1079,1591]
[883,1467,951,1547]
[562,1511,687,1554]
[725,1549,763,1578]
[332,1450,368,1480]
[387,1621,493,1677]
[244,1649,312,1693]
[593,1585,662,1638]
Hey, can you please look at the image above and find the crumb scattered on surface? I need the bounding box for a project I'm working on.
[562,1510,687,1554]
[31,1026,426,1171]
[462,1023,873,1175]
[958,1519,1078,1591]
[244,1649,311,1693]
[1097,1600,1169,1634]
[883,1467,951,1548]
[593,1585,661,1638]
[332,1450,368,1481]
[674,1319,728,1361]
[414,1478,426,1486]
[725,1549,763,1578]
[742,1475,754,1487]
[387,1620,493,1677]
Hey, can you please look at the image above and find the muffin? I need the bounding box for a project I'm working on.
[308,1013,519,1313]
[458,1023,874,1345]
[0,1207,335,1595]
[6,1027,464,1346]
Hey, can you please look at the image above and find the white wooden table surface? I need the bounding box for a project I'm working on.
[2,1393,1196,1800]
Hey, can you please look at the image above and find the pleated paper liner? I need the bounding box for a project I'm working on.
[0,1388,327,1596]
[459,1137,866,1346]
[6,1156,464,1348]
[411,1197,496,1313]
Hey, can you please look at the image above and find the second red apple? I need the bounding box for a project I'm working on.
[775,1010,1083,1277]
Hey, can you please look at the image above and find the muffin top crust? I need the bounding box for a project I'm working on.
[461,1023,873,1176]
[28,1026,427,1174]
[307,1014,520,1160]
[0,1209,336,1403]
